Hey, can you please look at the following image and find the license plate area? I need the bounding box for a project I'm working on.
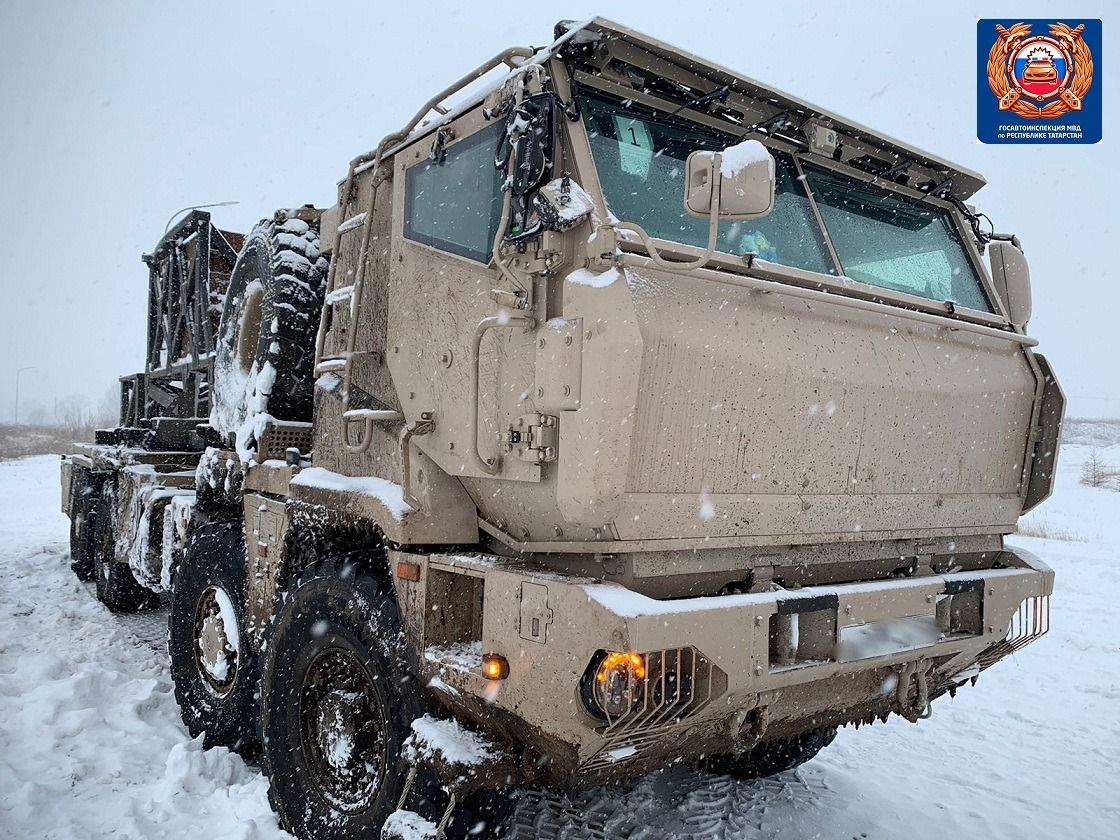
[768,578,985,671]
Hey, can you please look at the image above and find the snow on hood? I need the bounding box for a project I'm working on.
[567,266,621,288]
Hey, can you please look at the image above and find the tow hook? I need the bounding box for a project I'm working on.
[896,660,933,722]
[728,698,772,753]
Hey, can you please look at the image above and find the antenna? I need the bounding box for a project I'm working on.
[164,201,240,233]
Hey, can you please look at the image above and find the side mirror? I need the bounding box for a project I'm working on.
[684,139,775,220]
[988,240,1032,328]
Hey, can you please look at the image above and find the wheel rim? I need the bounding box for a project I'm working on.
[193,585,240,697]
[298,645,388,815]
[235,282,264,374]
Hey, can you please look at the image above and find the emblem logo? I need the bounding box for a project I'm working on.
[985,22,1094,119]
[977,19,1101,144]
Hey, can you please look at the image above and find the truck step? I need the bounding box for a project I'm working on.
[336,211,367,235]
[314,357,349,374]
[342,408,404,423]
[325,284,355,305]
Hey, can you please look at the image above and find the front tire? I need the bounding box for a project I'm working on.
[259,558,419,840]
[701,726,837,779]
[168,519,258,752]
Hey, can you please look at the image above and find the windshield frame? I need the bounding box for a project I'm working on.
[568,78,1009,327]
[799,154,1000,316]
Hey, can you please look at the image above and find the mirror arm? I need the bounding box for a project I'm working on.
[989,231,1022,251]
[604,154,723,272]
[490,185,525,294]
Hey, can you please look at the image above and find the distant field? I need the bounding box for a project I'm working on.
[0,424,87,461]
[1062,417,1120,449]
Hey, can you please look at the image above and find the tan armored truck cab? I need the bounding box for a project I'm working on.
[62,18,1062,840]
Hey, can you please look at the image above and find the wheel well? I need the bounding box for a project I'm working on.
[285,499,391,586]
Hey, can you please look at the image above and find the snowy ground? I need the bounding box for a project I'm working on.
[1,447,1117,839]
[0,456,290,840]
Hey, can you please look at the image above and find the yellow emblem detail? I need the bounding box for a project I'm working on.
[986,22,1094,119]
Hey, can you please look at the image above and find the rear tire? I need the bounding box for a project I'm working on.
[168,519,258,753]
[93,480,157,613]
[69,469,104,582]
[701,726,837,779]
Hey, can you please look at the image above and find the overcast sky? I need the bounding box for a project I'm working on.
[0,0,1115,422]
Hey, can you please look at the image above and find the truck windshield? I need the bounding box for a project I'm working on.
[801,166,992,312]
[580,93,834,275]
[579,92,993,314]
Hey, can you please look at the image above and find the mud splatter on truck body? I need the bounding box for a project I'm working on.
[61,16,1062,840]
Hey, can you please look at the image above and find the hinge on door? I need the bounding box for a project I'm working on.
[503,413,558,463]
[429,127,454,164]
[488,287,528,309]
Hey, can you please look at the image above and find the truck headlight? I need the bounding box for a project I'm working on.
[581,647,722,725]
[581,650,647,720]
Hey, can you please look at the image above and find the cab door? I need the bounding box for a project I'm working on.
[388,108,541,484]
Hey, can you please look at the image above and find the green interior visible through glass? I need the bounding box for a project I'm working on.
[579,91,993,314]
[580,93,835,276]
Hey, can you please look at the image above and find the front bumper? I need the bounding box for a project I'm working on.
[402,547,1052,785]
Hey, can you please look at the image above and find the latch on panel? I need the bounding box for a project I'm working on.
[498,414,559,462]
[488,287,527,309]
[519,582,554,643]
[504,413,558,463]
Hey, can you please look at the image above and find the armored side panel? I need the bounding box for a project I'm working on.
[308,18,1060,570]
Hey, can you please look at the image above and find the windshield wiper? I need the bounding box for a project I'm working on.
[668,83,731,116]
[744,109,797,137]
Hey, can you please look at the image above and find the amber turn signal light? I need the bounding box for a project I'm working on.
[396,561,421,581]
[482,653,509,680]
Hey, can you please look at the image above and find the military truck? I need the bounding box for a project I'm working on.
[61,17,1063,840]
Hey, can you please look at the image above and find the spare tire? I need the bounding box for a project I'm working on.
[210,208,328,450]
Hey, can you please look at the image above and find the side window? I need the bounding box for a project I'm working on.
[404,122,504,262]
